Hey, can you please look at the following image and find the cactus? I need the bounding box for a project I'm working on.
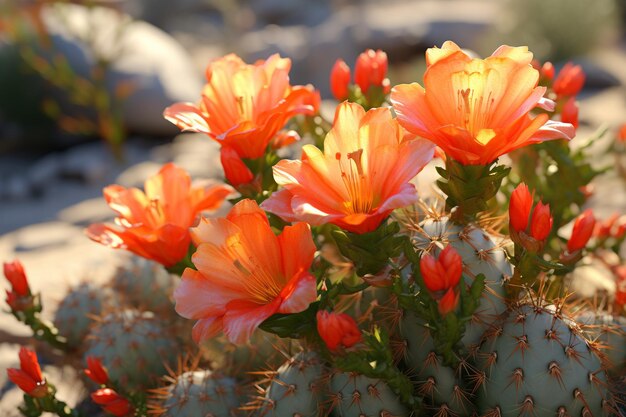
[329,372,408,417]
[576,311,626,375]
[400,312,476,417]
[53,282,113,348]
[477,304,613,417]
[408,215,511,349]
[113,256,177,313]
[260,351,328,417]
[84,309,178,389]
[157,369,244,417]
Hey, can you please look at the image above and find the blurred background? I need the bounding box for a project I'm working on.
[0,0,625,232]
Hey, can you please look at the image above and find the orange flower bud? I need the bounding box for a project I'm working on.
[567,209,596,252]
[594,213,619,239]
[316,310,361,351]
[420,245,463,293]
[509,183,533,233]
[7,347,48,398]
[553,62,585,97]
[530,201,553,241]
[330,59,351,101]
[85,356,109,385]
[91,388,132,416]
[561,96,579,130]
[354,49,388,94]
[220,146,254,187]
[437,287,460,316]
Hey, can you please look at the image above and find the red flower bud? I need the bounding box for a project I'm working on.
[437,287,460,316]
[4,260,30,297]
[354,49,388,94]
[91,388,132,417]
[561,96,579,129]
[220,146,254,187]
[7,347,48,398]
[330,59,351,101]
[509,183,533,233]
[530,201,553,241]
[85,356,109,385]
[316,310,361,351]
[567,209,596,252]
[541,61,555,80]
[420,245,463,293]
[553,62,585,97]
[618,124,626,143]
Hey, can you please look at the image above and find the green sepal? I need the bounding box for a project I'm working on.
[436,159,510,224]
[258,301,319,339]
[332,221,404,276]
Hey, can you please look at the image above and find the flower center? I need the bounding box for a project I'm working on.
[336,149,375,215]
[232,254,283,304]
[456,84,496,144]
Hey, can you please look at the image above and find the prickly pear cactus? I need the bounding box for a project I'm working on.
[157,369,243,417]
[576,311,626,375]
[261,351,327,417]
[113,256,177,312]
[477,304,613,417]
[329,372,408,417]
[400,312,475,416]
[84,309,178,389]
[409,215,511,348]
[54,282,113,348]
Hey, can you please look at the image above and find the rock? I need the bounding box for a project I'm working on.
[36,3,203,136]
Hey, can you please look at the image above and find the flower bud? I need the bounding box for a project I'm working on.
[85,356,109,385]
[330,59,351,101]
[561,96,579,130]
[437,287,460,316]
[4,260,29,297]
[618,124,626,144]
[354,49,388,94]
[7,347,48,398]
[567,209,596,252]
[91,388,132,416]
[509,183,533,233]
[220,146,254,187]
[541,61,555,81]
[553,62,585,97]
[530,201,553,241]
[316,310,361,351]
[420,245,463,292]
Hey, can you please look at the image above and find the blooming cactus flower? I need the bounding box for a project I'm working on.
[391,41,575,165]
[164,53,319,161]
[261,102,435,234]
[174,199,317,344]
[7,347,48,398]
[86,163,234,267]
[316,310,361,351]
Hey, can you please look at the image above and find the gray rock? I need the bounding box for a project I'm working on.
[36,3,203,136]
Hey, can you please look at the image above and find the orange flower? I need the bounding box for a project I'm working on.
[391,41,575,165]
[174,199,317,344]
[4,259,33,311]
[164,54,319,160]
[86,163,234,267]
[316,310,361,351]
[7,347,48,398]
[529,201,553,241]
[354,49,390,95]
[618,124,626,143]
[420,246,463,316]
[509,183,533,233]
[330,59,351,101]
[261,102,435,234]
